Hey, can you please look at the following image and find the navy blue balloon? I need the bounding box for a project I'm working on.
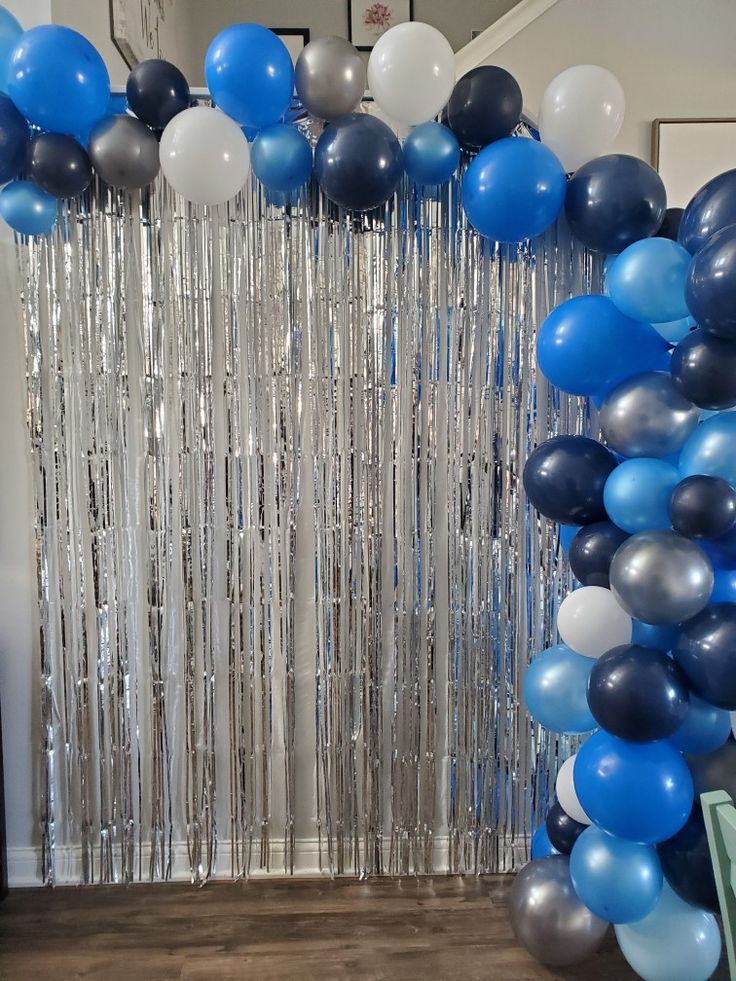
[657,806,719,912]
[28,132,92,199]
[701,524,736,572]
[671,328,736,410]
[678,168,736,254]
[565,154,666,254]
[587,644,689,742]
[126,58,190,130]
[668,475,736,540]
[447,66,522,149]
[685,223,736,340]
[531,823,560,859]
[574,731,693,843]
[523,435,617,525]
[403,122,459,186]
[545,798,587,854]
[632,620,679,651]
[536,295,669,398]
[669,695,731,755]
[0,91,29,184]
[674,603,736,709]
[568,521,629,588]
[251,123,312,193]
[315,113,403,212]
[462,136,565,243]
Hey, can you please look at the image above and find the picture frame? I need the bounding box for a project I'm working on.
[348,0,414,51]
[652,117,736,209]
[109,0,171,69]
[270,27,311,65]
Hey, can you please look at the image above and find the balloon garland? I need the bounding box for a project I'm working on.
[0,5,733,978]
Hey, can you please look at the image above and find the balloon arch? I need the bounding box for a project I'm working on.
[0,8,734,979]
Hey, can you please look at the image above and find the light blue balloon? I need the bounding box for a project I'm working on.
[0,180,56,235]
[570,826,662,923]
[679,412,736,486]
[251,123,312,193]
[403,122,459,186]
[604,458,679,533]
[669,694,731,754]
[531,823,560,859]
[0,5,21,93]
[653,315,695,345]
[615,882,721,981]
[608,237,691,324]
[523,643,596,734]
[8,25,110,136]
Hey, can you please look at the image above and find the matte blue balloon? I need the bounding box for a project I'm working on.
[8,25,110,136]
[685,223,736,340]
[0,5,21,93]
[403,122,459,186]
[205,24,294,130]
[0,180,57,235]
[669,694,731,755]
[570,826,663,923]
[631,620,679,651]
[0,90,29,183]
[523,643,596,734]
[608,237,691,324]
[315,113,403,212]
[531,822,560,859]
[701,524,736,571]
[559,523,581,556]
[536,295,670,398]
[251,123,312,193]
[679,412,736,486]
[462,136,565,243]
[574,731,693,843]
[712,567,736,602]
[615,882,721,981]
[108,92,128,115]
[679,167,736,254]
[603,458,679,534]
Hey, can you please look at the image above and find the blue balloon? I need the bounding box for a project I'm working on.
[205,24,294,130]
[8,25,110,137]
[679,167,736,254]
[669,694,731,755]
[674,603,736,710]
[536,295,670,398]
[0,180,57,235]
[315,113,403,212]
[685,223,736,341]
[653,315,695,345]
[559,523,581,556]
[251,123,312,193]
[523,643,596,734]
[0,5,21,93]
[570,826,663,923]
[107,91,128,115]
[574,731,693,843]
[701,524,736,571]
[608,237,691,324]
[531,823,560,859]
[403,122,459,186]
[679,412,736,486]
[604,458,679,533]
[615,882,721,981]
[631,620,679,651]
[712,567,736,601]
[523,435,617,525]
[462,136,565,243]
[0,91,29,184]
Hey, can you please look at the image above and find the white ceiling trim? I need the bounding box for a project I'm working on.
[455,0,561,77]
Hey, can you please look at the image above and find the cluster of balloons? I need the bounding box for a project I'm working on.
[514,164,736,980]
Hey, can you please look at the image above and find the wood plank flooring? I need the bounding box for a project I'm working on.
[0,874,686,980]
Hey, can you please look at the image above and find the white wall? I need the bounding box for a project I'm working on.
[480,0,736,164]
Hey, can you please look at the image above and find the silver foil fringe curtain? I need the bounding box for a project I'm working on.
[18,152,597,885]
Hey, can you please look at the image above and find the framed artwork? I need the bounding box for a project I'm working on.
[348,0,414,51]
[271,27,311,65]
[110,0,173,68]
[652,118,736,208]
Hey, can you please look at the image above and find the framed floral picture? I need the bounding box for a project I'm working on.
[348,0,414,50]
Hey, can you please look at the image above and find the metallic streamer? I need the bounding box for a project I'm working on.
[17,131,597,885]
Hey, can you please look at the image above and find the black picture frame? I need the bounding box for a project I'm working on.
[348,0,414,51]
[270,27,311,63]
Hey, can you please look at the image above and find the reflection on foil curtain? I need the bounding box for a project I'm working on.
[18,159,597,885]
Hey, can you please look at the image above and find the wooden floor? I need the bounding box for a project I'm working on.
[0,874,664,980]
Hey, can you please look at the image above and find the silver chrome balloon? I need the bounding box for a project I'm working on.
[610,530,714,625]
[600,371,700,458]
[89,114,160,190]
[295,36,367,121]
[509,856,609,966]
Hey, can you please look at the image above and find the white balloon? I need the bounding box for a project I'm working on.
[538,65,625,173]
[557,585,632,658]
[556,755,591,825]
[159,106,250,205]
[367,22,455,126]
